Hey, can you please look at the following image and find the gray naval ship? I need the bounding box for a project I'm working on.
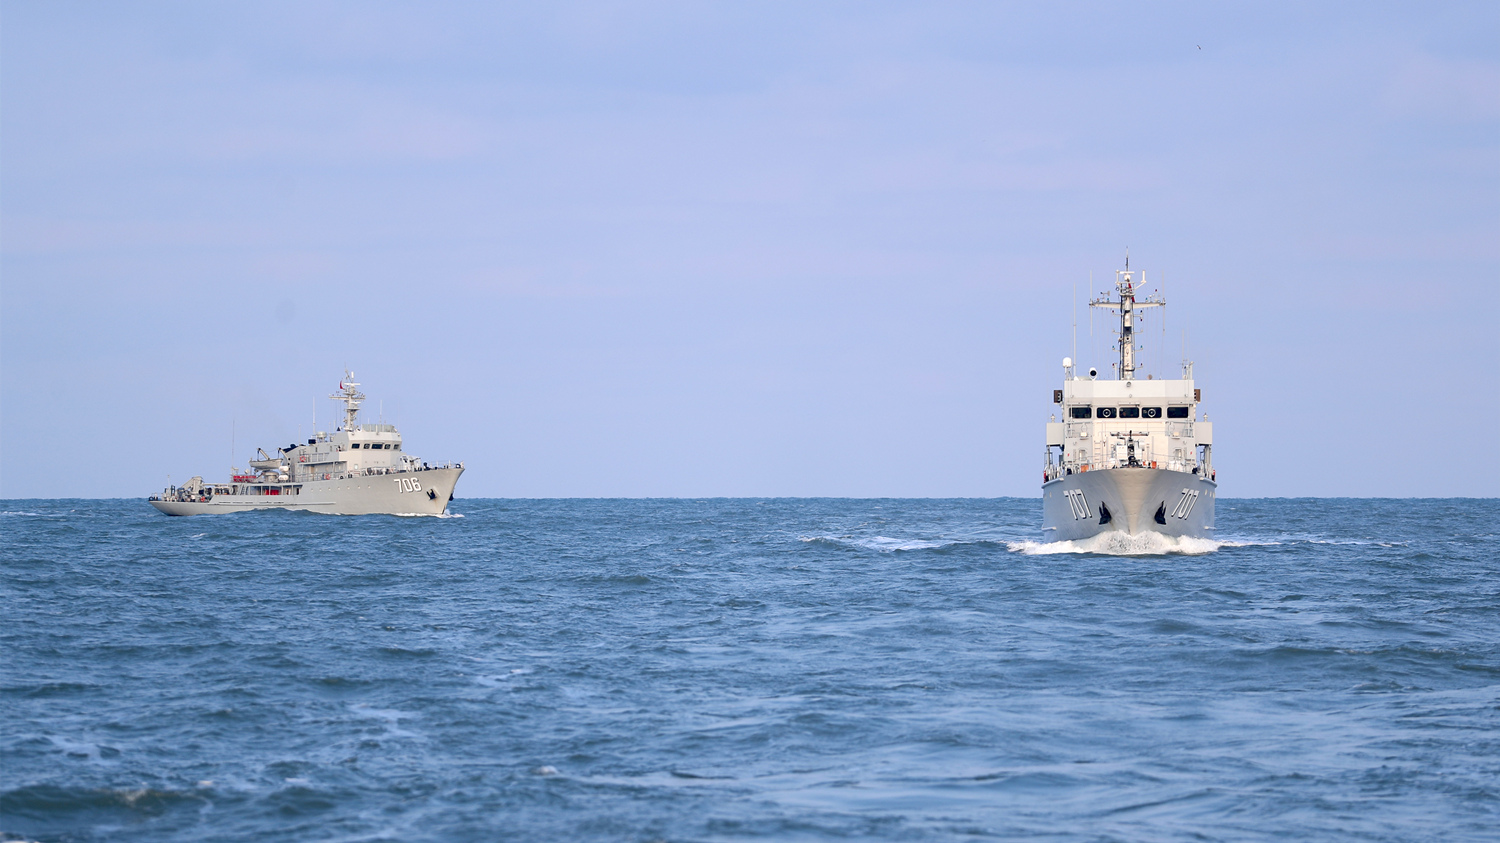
[150,373,463,516]
[1042,263,1216,542]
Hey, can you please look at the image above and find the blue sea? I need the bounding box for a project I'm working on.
[3,498,1498,842]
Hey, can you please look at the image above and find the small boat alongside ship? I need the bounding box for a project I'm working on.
[1042,262,1216,541]
[149,373,463,516]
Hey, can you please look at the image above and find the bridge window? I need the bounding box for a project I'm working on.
[1142,407,1161,419]
[1119,407,1140,419]
[1097,407,1117,419]
[1168,406,1190,419]
[1069,406,1092,419]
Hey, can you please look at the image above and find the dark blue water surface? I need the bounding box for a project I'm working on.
[3,498,1498,842]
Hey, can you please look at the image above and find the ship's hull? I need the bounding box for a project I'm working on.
[1042,467,1215,542]
[150,468,462,516]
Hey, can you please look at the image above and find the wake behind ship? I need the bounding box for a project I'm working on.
[150,373,463,516]
[1042,262,1217,541]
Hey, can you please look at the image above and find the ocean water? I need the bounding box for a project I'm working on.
[2,497,1497,842]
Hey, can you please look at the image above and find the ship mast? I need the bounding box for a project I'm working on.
[331,370,364,430]
[1089,256,1163,380]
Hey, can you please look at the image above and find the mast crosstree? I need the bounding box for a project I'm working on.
[331,371,365,431]
[1089,260,1163,381]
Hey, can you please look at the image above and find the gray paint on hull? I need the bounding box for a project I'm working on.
[1042,467,1215,542]
[149,468,463,516]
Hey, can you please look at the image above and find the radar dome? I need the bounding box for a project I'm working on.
[1062,357,1073,368]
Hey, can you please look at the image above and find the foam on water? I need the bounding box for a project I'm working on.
[801,534,961,552]
[1008,530,1230,556]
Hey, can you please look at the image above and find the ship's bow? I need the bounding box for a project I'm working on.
[1043,467,1214,542]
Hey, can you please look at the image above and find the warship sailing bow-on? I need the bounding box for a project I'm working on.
[150,373,463,516]
[1042,263,1217,541]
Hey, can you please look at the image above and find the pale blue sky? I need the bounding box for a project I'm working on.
[3,2,1496,498]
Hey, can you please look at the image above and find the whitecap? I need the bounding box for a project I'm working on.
[800,535,958,552]
[348,703,424,739]
[48,735,103,761]
[474,668,533,688]
[1304,538,1405,547]
[349,704,415,722]
[858,536,955,552]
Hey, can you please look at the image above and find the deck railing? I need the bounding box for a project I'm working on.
[299,462,464,482]
[1043,459,1198,482]
[153,462,466,501]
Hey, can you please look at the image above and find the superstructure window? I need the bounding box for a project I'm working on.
[1142,407,1162,419]
[1069,407,1092,419]
[1119,407,1140,419]
[1097,407,1117,419]
[1168,406,1190,419]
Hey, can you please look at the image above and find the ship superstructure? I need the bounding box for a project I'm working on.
[149,372,463,516]
[1041,263,1216,541]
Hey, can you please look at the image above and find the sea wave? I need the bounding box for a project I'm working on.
[6,497,1491,842]
[801,535,972,552]
[1304,538,1408,547]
